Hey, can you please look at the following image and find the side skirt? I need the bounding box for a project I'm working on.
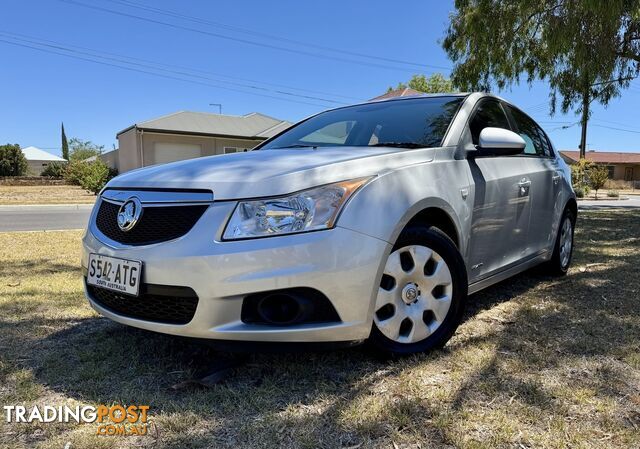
[467,251,548,295]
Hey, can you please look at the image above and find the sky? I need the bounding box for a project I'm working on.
[2,0,640,156]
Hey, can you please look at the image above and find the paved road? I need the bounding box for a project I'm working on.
[578,196,640,210]
[0,204,93,232]
[0,196,638,233]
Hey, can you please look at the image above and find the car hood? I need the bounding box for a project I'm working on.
[107,146,435,200]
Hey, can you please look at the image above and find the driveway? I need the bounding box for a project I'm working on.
[0,204,93,232]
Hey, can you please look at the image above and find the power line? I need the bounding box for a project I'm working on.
[591,124,640,134]
[105,0,451,72]
[1,30,362,102]
[0,30,361,107]
[58,0,441,74]
[591,117,640,131]
[0,37,334,108]
[0,31,349,105]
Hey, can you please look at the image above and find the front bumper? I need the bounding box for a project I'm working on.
[82,201,390,343]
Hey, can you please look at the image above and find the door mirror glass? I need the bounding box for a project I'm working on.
[477,127,526,156]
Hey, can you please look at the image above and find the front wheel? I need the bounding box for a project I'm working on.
[368,226,468,355]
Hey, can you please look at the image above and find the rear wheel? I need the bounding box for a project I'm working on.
[369,226,467,355]
[543,209,575,276]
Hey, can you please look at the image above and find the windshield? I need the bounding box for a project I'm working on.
[260,96,463,150]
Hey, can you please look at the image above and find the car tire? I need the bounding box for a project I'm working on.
[368,225,468,356]
[543,208,576,276]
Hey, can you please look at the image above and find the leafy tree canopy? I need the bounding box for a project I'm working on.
[68,138,104,162]
[388,73,456,93]
[442,0,640,115]
[0,144,28,177]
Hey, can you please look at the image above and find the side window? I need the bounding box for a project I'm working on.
[469,100,511,146]
[508,106,551,157]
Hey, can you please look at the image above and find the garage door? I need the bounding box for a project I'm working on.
[153,142,202,164]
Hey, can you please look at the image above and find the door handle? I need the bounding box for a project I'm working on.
[552,173,561,185]
[518,178,531,197]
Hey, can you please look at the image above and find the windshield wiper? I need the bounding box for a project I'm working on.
[272,144,318,149]
[369,142,424,149]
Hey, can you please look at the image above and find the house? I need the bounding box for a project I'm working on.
[112,111,292,172]
[21,146,66,175]
[370,87,423,101]
[560,150,640,181]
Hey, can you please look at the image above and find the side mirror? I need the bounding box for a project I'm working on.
[477,127,526,156]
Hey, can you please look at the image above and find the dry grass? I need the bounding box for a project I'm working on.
[1,211,639,449]
[0,185,95,205]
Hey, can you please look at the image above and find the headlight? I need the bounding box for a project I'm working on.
[222,177,372,240]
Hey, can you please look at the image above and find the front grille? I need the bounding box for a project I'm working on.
[95,200,208,246]
[86,282,198,325]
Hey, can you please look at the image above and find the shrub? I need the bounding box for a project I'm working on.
[78,160,118,195]
[575,187,586,198]
[570,158,593,192]
[607,190,620,198]
[0,144,28,176]
[64,160,91,185]
[589,165,609,199]
[41,162,67,178]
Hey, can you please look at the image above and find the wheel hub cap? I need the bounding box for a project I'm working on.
[374,244,454,344]
[401,283,419,304]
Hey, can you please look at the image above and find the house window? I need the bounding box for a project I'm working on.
[606,165,615,179]
[224,147,237,154]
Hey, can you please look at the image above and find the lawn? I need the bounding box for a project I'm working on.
[1,211,639,449]
[0,185,95,205]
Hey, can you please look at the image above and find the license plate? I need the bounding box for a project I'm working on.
[87,254,142,296]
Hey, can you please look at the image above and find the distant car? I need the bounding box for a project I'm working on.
[82,93,576,355]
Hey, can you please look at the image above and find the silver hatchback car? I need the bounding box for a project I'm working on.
[82,93,576,355]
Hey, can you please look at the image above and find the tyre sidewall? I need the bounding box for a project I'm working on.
[552,208,576,274]
[369,226,468,355]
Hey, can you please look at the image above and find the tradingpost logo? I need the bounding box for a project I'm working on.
[4,404,150,436]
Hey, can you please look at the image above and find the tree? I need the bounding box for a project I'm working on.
[570,158,594,194]
[388,73,456,93]
[443,1,640,158]
[68,138,103,162]
[0,144,28,176]
[61,123,69,160]
[589,165,609,199]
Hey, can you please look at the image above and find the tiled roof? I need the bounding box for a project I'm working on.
[369,87,424,101]
[560,150,640,164]
[117,111,292,139]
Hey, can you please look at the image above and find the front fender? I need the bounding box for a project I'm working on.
[337,158,472,259]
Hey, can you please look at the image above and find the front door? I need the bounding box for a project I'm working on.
[625,167,634,181]
[465,99,532,282]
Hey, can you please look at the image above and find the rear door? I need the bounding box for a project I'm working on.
[505,105,559,257]
[465,99,533,282]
